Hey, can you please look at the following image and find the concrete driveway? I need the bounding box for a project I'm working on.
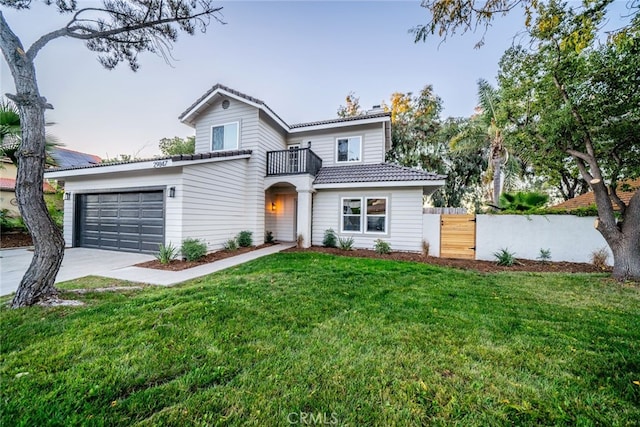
[0,248,155,296]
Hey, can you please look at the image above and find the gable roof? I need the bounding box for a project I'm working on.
[1,177,56,193]
[314,163,446,185]
[551,178,639,211]
[179,83,391,133]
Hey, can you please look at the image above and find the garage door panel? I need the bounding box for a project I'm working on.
[77,190,164,254]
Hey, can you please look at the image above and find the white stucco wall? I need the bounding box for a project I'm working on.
[422,214,441,257]
[475,214,612,263]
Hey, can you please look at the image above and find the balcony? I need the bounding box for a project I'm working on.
[266,148,322,177]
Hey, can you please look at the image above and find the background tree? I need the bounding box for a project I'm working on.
[159,135,196,156]
[336,91,363,118]
[0,1,223,307]
[495,1,640,280]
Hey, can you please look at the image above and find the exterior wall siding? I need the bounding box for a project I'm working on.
[312,187,424,252]
[265,192,296,241]
[193,98,259,154]
[62,169,183,249]
[287,123,385,167]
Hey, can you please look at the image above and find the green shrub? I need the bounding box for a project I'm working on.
[223,238,238,251]
[265,230,274,244]
[537,248,552,263]
[590,247,609,270]
[338,236,354,251]
[0,210,27,232]
[47,201,63,229]
[499,191,549,212]
[374,239,391,255]
[494,248,516,266]
[181,238,207,261]
[323,228,337,248]
[236,230,253,247]
[156,242,178,264]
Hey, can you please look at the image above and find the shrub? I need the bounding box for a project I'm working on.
[537,248,552,263]
[236,230,253,247]
[156,242,178,264]
[0,209,27,232]
[296,234,304,248]
[338,236,354,251]
[422,240,430,257]
[223,238,238,251]
[494,248,516,266]
[374,239,391,255]
[323,228,337,248]
[265,230,274,244]
[47,201,63,230]
[181,238,207,261]
[499,191,549,212]
[591,247,609,270]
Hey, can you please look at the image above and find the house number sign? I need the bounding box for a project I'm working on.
[153,160,170,168]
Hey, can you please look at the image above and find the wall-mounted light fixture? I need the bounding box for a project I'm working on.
[63,192,71,201]
[271,202,276,211]
[169,187,176,198]
[307,140,312,148]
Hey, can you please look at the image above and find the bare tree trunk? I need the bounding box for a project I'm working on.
[492,155,502,206]
[1,12,65,307]
[607,191,640,281]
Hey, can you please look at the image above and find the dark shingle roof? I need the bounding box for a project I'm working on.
[46,150,252,172]
[290,112,391,130]
[314,163,446,185]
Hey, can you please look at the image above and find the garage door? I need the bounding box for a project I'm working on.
[76,191,164,254]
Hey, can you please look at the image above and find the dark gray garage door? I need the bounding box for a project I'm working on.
[76,191,164,254]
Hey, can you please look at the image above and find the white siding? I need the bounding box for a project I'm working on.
[287,123,386,167]
[312,187,424,252]
[422,214,441,256]
[265,193,296,241]
[62,169,183,249]
[193,98,259,153]
[181,159,249,250]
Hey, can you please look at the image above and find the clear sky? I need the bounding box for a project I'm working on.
[0,1,628,158]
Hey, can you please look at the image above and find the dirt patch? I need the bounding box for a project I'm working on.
[135,244,276,271]
[1,232,32,248]
[285,246,611,274]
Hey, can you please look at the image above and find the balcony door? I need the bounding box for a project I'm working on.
[288,144,301,173]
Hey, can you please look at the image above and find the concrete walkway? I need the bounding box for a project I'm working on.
[1,244,294,296]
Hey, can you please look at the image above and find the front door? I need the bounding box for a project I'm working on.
[288,144,301,173]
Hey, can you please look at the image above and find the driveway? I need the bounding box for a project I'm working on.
[0,248,154,296]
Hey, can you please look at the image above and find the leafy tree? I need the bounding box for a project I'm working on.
[0,1,223,307]
[495,1,640,280]
[499,191,548,212]
[336,91,363,118]
[159,135,195,156]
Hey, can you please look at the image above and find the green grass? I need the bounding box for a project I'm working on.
[1,253,639,426]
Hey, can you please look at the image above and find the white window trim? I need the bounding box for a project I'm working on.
[364,197,388,234]
[210,121,240,151]
[340,197,363,234]
[335,136,362,163]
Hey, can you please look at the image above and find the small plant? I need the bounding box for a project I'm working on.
[323,228,337,248]
[265,230,274,244]
[156,242,178,264]
[374,239,391,255]
[181,238,207,261]
[590,247,609,270]
[494,248,516,266]
[236,230,253,247]
[422,240,430,257]
[223,238,238,251]
[537,248,552,263]
[338,236,354,251]
[296,233,304,248]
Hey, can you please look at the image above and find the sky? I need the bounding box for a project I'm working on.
[0,1,629,158]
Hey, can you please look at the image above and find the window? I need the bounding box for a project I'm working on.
[341,197,388,234]
[211,122,239,151]
[366,198,387,233]
[336,136,361,163]
[342,198,362,232]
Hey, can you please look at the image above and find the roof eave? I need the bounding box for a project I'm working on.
[313,179,445,189]
[289,115,391,133]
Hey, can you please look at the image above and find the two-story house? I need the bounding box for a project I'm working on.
[45,84,445,254]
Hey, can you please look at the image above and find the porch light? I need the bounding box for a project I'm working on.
[63,192,71,201]
[169,187,176,198]
[271,202,276,211]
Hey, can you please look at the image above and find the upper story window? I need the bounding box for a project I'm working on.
[336,136,361,163]
[211,122,239,151]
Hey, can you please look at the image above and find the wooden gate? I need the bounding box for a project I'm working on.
[440,214,476,259]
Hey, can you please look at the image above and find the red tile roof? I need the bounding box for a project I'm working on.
[551,178,639,211]
[0,177,56,193]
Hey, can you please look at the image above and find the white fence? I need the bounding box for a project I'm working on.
[422,213,613,263]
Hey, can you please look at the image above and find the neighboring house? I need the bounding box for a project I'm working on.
[1,157,56,216]
[45,84,445,254]
[551,178,640,211]
[50,147,102,169]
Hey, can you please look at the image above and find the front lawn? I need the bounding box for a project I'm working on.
[1,253,638,425]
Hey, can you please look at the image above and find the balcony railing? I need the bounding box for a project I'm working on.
[266,148,322,177]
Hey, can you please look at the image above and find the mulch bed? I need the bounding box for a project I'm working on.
[0,232,33,248]
[135,243,276,271]
[286,246,612,274]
